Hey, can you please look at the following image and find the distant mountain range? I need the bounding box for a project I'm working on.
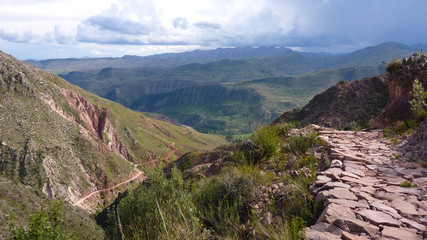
[25,42,421,135]
[26,42,420,74]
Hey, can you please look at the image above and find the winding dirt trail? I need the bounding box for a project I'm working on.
[72,142,178,210]
[72,167,145,208]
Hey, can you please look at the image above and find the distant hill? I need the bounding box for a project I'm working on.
[25,46,294,73]
[26,42,419,74]
[0,50,226,237]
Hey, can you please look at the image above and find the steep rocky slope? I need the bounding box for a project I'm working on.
[0,50,226,215]
[274,75,389,129]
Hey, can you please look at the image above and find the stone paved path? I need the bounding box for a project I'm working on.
[306,126,427,240]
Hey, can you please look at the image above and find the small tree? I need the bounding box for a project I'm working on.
[409,78,427,121]
[8,200,73,240]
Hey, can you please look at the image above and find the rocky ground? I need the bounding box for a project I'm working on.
[306,125,427,240]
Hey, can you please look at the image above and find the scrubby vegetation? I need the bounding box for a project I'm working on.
[99,122,326,239]
[386,59,402,74]
[7,200,98,240]
[409,78,427,121]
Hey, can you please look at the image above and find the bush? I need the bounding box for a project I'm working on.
[409,78,427,122]
[286,132,319,156]
[250,125,282,163]
[109,167,210,240]
[193,171,255,236]
[8,200,73,240]
[386,59,402,74]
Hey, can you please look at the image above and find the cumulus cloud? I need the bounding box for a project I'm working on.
[3,0,427,58]
[172,18,188,29]
[76,0,164,45]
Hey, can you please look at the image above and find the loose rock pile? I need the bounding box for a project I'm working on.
[306,125,427,240]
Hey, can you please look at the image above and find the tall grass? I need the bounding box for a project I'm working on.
[107,167,210,240]
[193,171,255,237]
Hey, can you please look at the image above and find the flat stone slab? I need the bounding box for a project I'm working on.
[391,199,419,217]
[345,167,366,177]
[321,168,343,181]
[370,201,401,219]
[375,191,405,201]
[317,203,355,224]
[400,168,424,178]
[383,186,420,195]
[412,177,427,186]
[380,226,420,240]
[314,175,332,186]
[378,167,398,176]
[341,171,362,179]
[316,188,358,201]
[378,176,408,185]
[316,182,351,193]
[357,209,401,227]
[343,217,379,236]
[340,176,379,186]
[305,228,341,240]
[401,217,427,231]
[326,198,369,209]
[342,231,370,240]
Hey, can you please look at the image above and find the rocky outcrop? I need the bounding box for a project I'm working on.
[308,125,426,240]
[274,76,389,129]
[373,53,427,128]
[398,118,427,161]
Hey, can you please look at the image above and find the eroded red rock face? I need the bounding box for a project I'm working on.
[372,53,427,128]
[61,88,131,161]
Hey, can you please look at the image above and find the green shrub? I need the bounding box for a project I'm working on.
[250,125,281,163]
[8,200,74,240]
[109,167,210,240]
[400,180,415,188]
[193,171,255,236]
[409,78,427,122]
[386,59,402,74]
[286,132,318,155]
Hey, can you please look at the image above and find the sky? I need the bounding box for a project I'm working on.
[0,0,426,60]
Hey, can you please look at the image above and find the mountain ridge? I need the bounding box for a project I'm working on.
[0,49,226,218]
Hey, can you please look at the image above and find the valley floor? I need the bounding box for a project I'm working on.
[307,126,426,239]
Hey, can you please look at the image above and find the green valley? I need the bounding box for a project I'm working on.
[40,42,416,136]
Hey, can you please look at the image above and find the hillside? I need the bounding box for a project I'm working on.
[0,49,226,237]
[274,75,389,129]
